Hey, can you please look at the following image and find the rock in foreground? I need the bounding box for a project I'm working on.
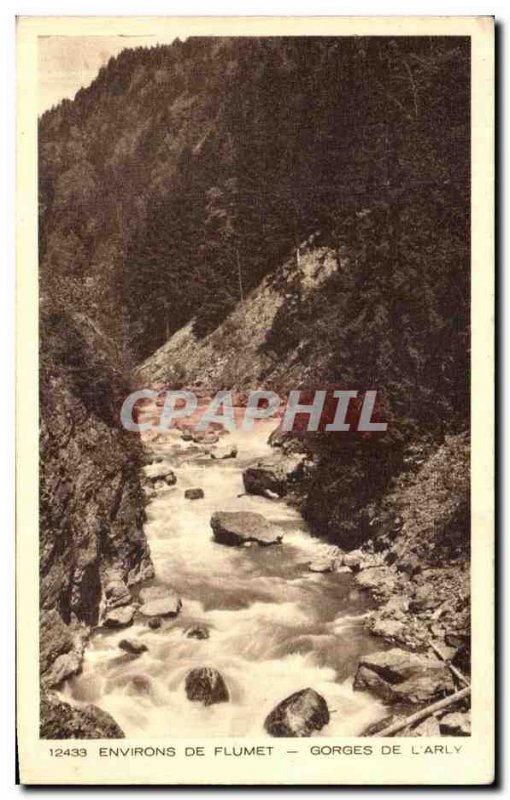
[211,511,283,547]
[264,688,329,737]
[354,648,453,705]
[184,667,229,706]
[242,455,305,498]
[211,444,238,460]
[40,693,124,739]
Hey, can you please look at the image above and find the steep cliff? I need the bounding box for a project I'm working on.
[39,303,153,736]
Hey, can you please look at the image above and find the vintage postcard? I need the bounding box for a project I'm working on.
[16,15,495,785]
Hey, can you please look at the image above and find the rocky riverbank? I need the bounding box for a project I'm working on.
[241,427,471,736]
[40,309,154,737]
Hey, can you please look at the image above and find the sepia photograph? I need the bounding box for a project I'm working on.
[15,15,495,785]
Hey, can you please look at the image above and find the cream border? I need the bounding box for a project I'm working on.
[16,16,495,785]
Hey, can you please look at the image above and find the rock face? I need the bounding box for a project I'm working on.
[210,511,283,547]
[39,313,154,737]
[184,488,204,500]
[264,689,330,737]
[40,694,124,739]
[184,668,229,706]
[354,648,454,705]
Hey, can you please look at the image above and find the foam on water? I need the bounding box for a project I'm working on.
[65,416,387,736]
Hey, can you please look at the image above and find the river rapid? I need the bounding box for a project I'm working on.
[64,417,387,737]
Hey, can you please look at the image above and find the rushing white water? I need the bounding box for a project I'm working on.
[65,417,387,737]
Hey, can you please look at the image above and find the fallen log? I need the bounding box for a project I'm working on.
[371,686,471,737]
[429,640,470,687]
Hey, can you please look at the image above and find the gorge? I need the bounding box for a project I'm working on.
[39,35,471,739]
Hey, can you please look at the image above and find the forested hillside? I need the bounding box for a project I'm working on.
[40,35,470,365]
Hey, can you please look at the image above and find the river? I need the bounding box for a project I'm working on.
[63,416,386,737]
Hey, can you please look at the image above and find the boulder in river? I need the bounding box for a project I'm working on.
[184,667,229,706]
[210,444,238,460]
[184,488,204,500]
[308,557,336,573]
[242,455,305,498]
[210,511,283,547]
[139,591,182,619]
[185,626,210,640]
[264,688,330,737]
[118,638,148,656]
[354,648,454,705]
[103,605,136,628]
[143,462,177,485]
[148,617,163,630]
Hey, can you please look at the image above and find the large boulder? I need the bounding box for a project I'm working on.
[242,454,305,498]
[354,648,454,705]
[139,591,182,618]
[40,693,124,739]
[264,689,329,737]
[184,667,229,706]
[103,605,136,628]
[210,511,283,547]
